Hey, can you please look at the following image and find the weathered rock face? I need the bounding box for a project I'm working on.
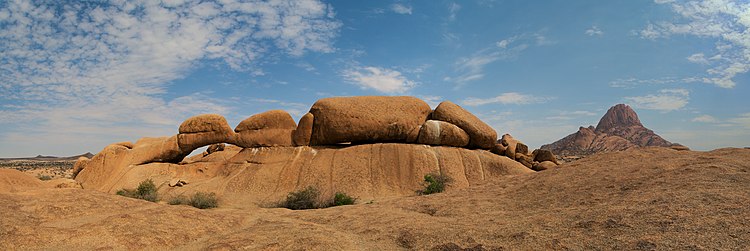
[541,104,680,158]
[75,144,532,203]
[432,101,497,149]
[532,149,559,165]
[178,114,235,153]
[71,156,90,178]
[416,120,470,147]
[308,96,431,145]
[234,110,296,147]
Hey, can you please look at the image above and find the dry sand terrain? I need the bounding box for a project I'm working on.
[1,147,749,250]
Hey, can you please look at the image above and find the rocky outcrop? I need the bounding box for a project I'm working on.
[432,101,497,149]
[541,104,682,158]
[74,96,542,204]
[309,96,431,145]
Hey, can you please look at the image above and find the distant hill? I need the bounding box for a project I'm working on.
[541,104,686,157]
[0,152,94,162]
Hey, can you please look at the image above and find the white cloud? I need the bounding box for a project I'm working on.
[391,4,412,15]
[448,2,461,21]
[687,53,710,64]
[343,66,417,93]
[449,33,552,87]
[729,113,750,128]
[692,114,718,123]
[585,26,603,36]
[0,0,341,156]
[624,89,689,112]
[462,92,552,106]
[609,77,702,88]
[642,0,750,88]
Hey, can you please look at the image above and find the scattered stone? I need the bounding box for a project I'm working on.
[206,143,225,155]
[169,178,188,187]
[670,144,690,151]
[516,142,529,156]
[501,134,518,160]
[517,154,533,168]
[432,101,497,149]
[416,120,470,147]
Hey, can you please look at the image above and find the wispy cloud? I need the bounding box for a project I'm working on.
[462,92,553,106]
[729,113,750,129]
[0,0,341,156]
[391,3,412,15]
[692,114,718,123]
[585,26,603,36]
[624,89,690,112]
[448,2,461,21]
[546,110,598,120]
[609,77,702,88]
[447,33,552,87]
[639,0,750,88]
[343,66,417,93]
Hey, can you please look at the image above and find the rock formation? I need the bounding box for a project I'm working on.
[541,104,687,159]
[73,96,539,205]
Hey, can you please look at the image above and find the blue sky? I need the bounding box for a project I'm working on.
[1,0,749,157]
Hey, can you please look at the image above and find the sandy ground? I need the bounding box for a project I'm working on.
[1,147,749,250]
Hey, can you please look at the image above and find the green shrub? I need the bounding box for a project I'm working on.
[168,195,188,205]
[419,173,451,195]
[188,192,218,209]
[116,179,158,202]
[37,175,52,181]
[281,186,320,210]
[331,192,357,206]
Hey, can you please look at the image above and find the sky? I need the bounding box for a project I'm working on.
[1,0,749,157]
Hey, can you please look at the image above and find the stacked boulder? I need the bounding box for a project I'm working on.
[75,96,554,175]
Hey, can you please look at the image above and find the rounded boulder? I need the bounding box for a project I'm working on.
[308,96,431,145]
[416,120,470,147]
[234,110,296,147]
[431,101,497,149]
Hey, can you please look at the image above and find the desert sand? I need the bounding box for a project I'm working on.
[2,147,748,250]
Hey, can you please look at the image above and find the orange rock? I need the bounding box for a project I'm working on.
[308,96,431,145]
[432,101,497,149]
[234,110,297,147]
[292,113,314,146]
[416,120,469,147]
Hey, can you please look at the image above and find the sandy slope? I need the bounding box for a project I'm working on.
[1,147,749,250]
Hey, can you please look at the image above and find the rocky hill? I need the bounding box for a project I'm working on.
[541,104,686,158]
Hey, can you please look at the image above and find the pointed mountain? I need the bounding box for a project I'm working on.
[541,104,686,158]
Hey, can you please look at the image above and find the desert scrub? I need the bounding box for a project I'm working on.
[37,174,52,181]
[419,173,451,195]
[331,192,357,206]
[116,179,158,202]
[169,192,219,209]
[281,186,320,210]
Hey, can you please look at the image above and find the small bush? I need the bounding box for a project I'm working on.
[419,173,451,195]
[37,175,52,181]
[189,192,218,209]
[168,192,218,209]
[168,195,188,205]
[116,179,158,202]
[331,192,357,206]
[281,186,320,210]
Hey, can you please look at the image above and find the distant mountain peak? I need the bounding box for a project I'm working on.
[595,104,643,132]
[541,104,684,158]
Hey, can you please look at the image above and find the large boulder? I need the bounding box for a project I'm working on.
[308,96,431,145]
[431,101,497,149]
[292,113,314,146]
[130,136,185,165]
[416,120,470,147]
[234,110,296,147]
[532,149,560,164]
[490,143,507,156]
[177,114,235,152]
[532,161,557,171]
